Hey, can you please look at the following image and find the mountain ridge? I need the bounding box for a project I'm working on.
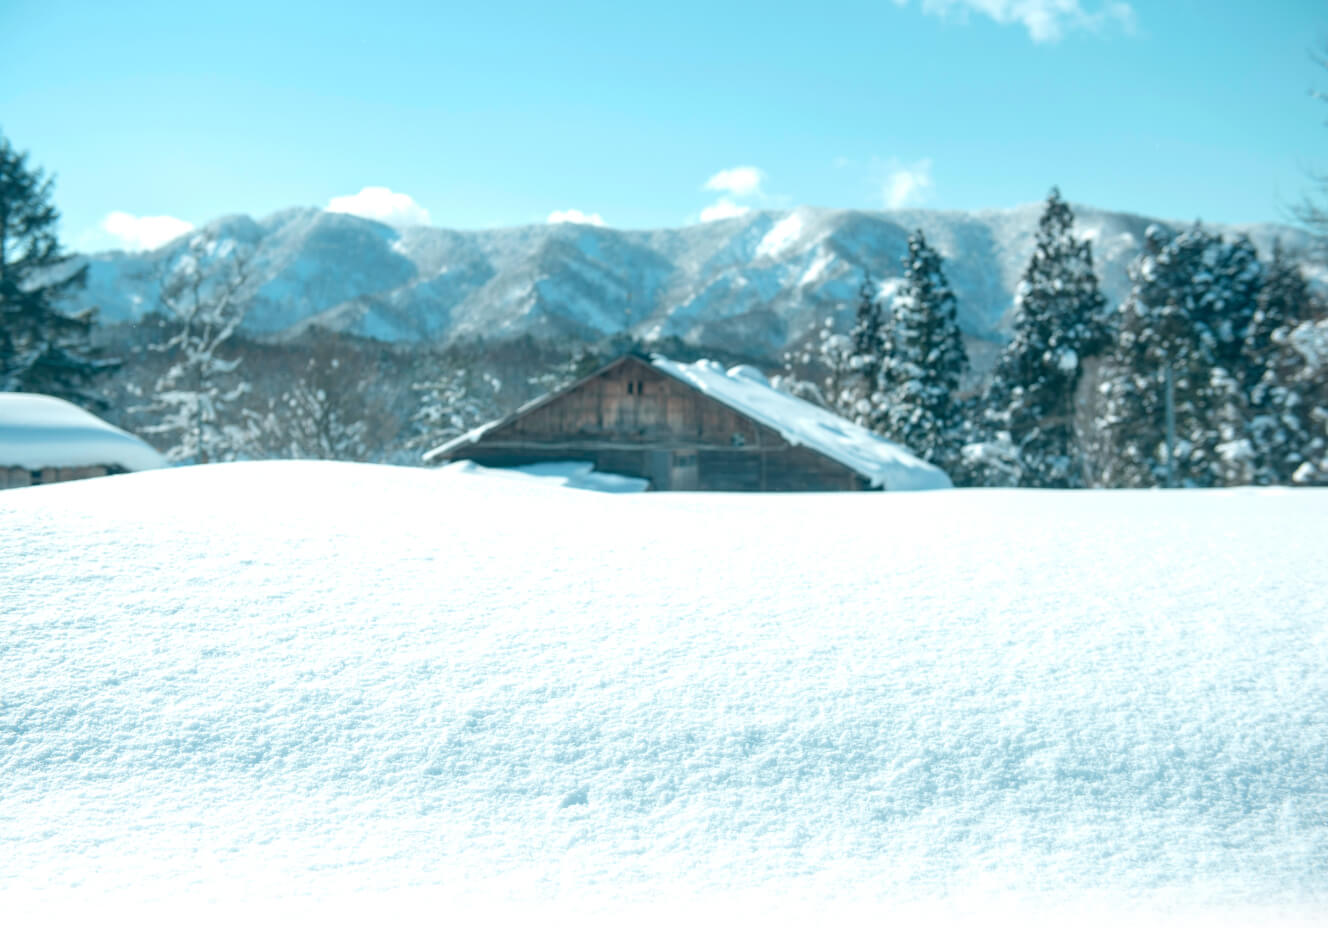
[75,203,1316,362]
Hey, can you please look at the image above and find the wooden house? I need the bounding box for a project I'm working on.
[0,393,167,490]
[424,354,950,492]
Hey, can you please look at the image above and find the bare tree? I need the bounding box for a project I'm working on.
[250,330,399,461]
[1292,43,1328,256]
[407,351,504,455]
[135,232,255,464]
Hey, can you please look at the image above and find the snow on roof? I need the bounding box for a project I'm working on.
[0,393,167,473]
[427,355,952,491]
[649,357,952,491]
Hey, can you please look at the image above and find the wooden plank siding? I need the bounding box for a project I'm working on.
[0,465,115,490]
[440,355,875,492]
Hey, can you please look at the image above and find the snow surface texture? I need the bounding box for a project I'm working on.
[651,358,952,490]
[1,462,1326,924]
[0,392,167,472]
[72,204,1320,359]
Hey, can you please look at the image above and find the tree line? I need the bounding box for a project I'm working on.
[781,188,1328,487]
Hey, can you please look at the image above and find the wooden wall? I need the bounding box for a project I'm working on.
[0,465,114,490]
[448,356,873,492]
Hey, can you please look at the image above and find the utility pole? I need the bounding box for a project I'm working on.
[1163,359,1177,489]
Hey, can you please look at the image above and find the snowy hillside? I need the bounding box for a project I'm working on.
[2,462,1325,922]
[74,205,1316,359]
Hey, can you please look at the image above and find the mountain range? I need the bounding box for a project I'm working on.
[75,204,1315,363]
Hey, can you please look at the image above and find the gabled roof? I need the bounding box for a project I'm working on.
[426,354,952,491]
[649,358,951,490]
[0,393,167,473]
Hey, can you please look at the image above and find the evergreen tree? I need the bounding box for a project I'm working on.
[842,272,887,425]
[136,232,256,463]
[1275,316,1328,484]
[1245,240,1313,366]
[877,229,969,468]
[985,188,1110,487]
[1246,243,1322,483]
[0,132,114,406]
[1096,224,1264,487]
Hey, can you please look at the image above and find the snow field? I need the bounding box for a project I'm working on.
[1,461,1325,921]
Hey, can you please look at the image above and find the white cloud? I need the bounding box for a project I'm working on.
[703,166,764,197]
[893,0,1135,43]
[100,212,195,251]
[699,200,752,223]
[883,159,934,209]
[547,209,605,226]
[326,186,431,228]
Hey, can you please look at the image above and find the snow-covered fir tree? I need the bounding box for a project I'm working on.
[876,230,969,468]
[1096,223,1264,487]
[1246,244,1324,483]
[841,273,888,425]
[982,188,1110,487]
[1275,317,1328,483]
[136,233,255,464]
[0,133,115,407]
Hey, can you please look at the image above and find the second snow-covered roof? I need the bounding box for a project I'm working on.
[0,393,168,473]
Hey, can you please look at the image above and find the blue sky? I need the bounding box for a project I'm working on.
[2,0,1325,251]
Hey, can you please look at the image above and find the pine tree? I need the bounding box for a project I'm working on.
[877,229,969,468]
[842,272,887,425]
[1274,316,1328,484]
[136,232,255,463]
[985,188,1110,487]
[1097,224,1264,487]
[0,132,114,406]
[1246,243,1321,483]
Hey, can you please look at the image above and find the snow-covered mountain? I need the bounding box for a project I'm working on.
[76,205,1314,359]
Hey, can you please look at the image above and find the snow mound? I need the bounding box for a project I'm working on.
[651,357,952,490]
[1,461,1325,919]
[0,392,167,473]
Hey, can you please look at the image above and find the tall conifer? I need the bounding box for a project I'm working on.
[1097,224,1263,487]
[877,229,968,468]
[986,188,1109,486]
[0,133,113,406]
